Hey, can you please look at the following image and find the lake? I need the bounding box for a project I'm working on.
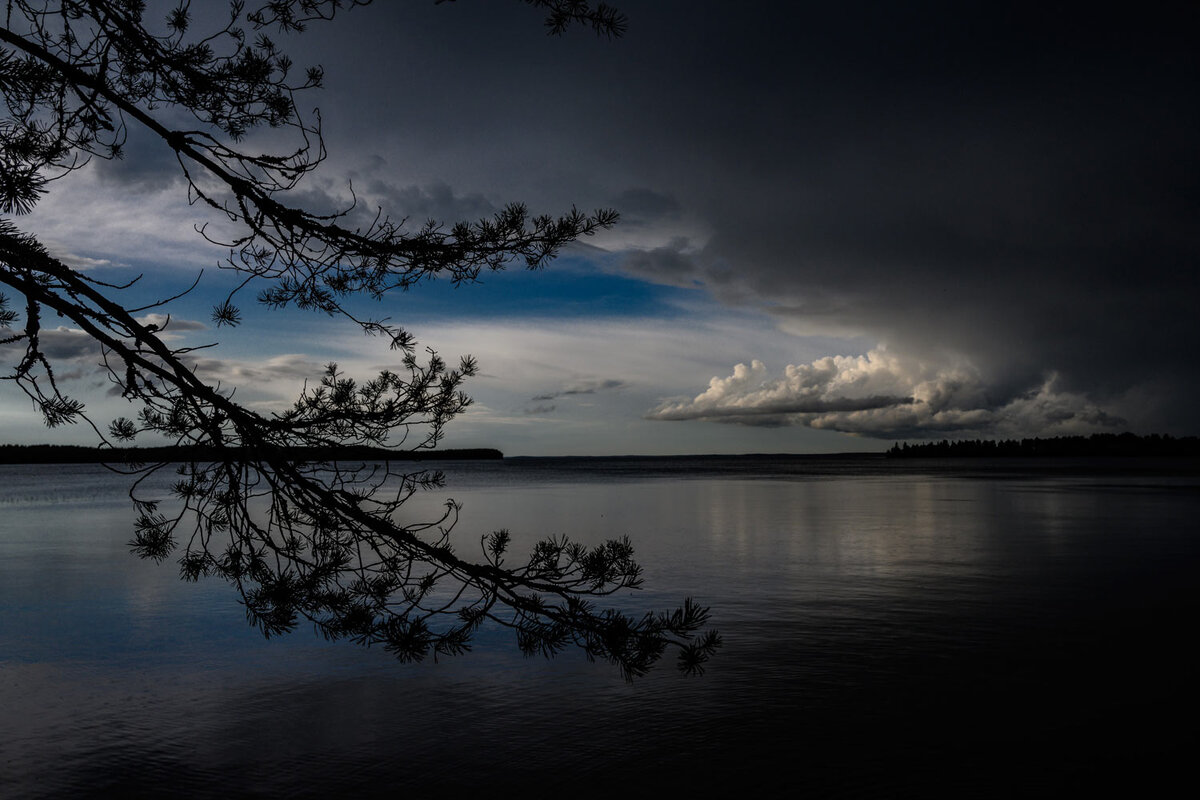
[2,455,1198,797]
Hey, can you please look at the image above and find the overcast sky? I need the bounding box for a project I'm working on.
[6,1,1199,455]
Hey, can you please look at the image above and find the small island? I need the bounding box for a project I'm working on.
[887,432,1200,458]
[0,443,503,465]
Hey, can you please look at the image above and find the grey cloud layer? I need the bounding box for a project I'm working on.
[531,378,626,402]
[525,378,626,414]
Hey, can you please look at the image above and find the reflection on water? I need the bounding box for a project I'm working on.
[2,457,1199,796]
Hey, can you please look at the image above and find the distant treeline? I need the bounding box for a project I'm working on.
[0,444,503,465]
[887,433,1200,458]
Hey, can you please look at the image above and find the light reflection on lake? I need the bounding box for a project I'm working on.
[2,457,1198,796]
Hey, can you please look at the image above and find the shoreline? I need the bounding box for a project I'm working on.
[0,443,504,465]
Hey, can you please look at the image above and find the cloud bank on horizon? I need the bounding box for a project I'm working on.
[647,352,1123,439]
[7,1,1199,453]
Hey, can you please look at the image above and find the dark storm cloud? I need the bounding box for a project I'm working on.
[609,188,680,226]
[364,179,496,225]
[619,239,700,288]
[587,1,1200,435]
[80,2,1199,437]
[285,174,500,238]
[310,0,1196,436]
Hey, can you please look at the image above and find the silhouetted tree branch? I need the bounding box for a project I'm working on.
[0,0,719,679]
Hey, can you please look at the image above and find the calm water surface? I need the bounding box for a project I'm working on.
[2,455,1198,797]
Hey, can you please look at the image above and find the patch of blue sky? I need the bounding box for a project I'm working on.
[108,251,691,331]
[351,255,689,324]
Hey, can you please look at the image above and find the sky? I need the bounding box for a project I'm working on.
[4,1,1199,455]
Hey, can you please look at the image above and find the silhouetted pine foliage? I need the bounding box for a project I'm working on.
[0,1,718,678]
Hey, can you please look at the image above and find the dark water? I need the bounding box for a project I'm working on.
[2,455,1199,797]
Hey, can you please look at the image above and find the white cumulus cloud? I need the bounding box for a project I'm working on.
[647,349,1125,438]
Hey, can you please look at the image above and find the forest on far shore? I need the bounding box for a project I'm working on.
[887,432,1200,458]
[0,444,503,465]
